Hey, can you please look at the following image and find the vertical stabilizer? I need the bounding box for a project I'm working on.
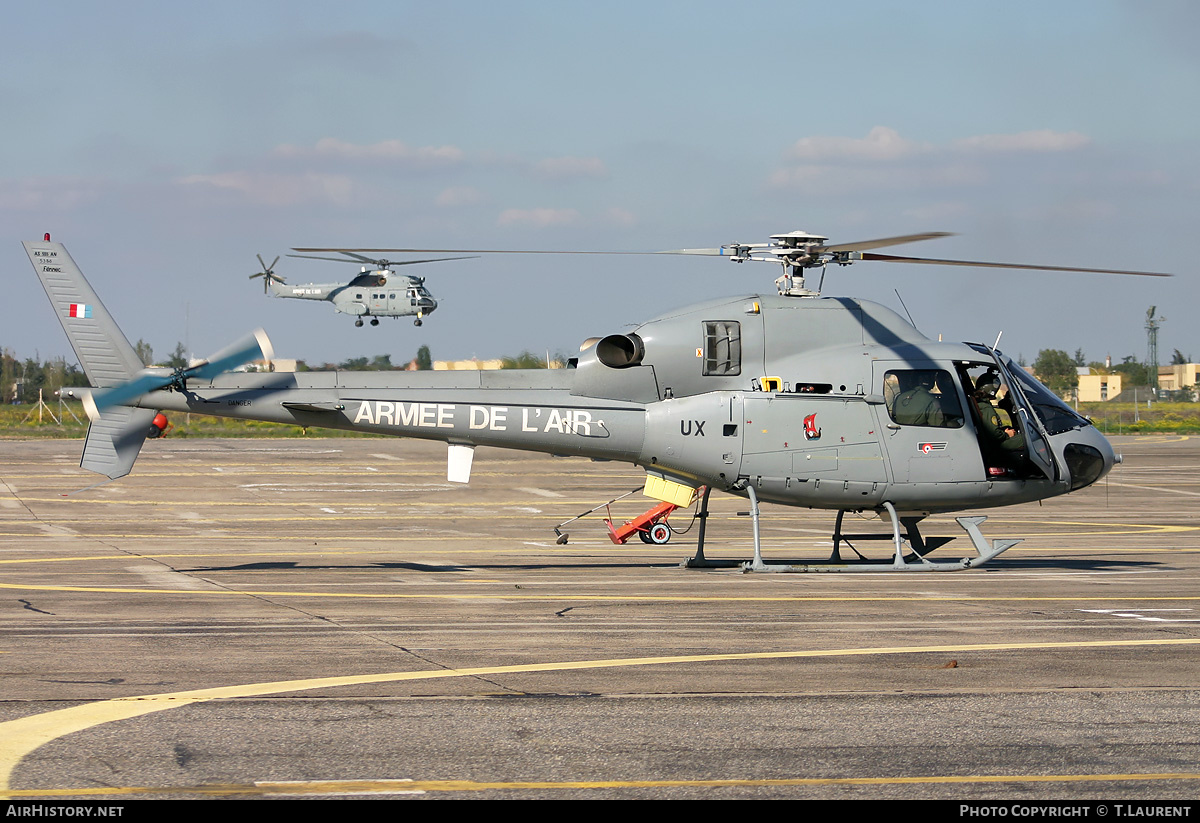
[26,238,156,480]
[23,240,144,388]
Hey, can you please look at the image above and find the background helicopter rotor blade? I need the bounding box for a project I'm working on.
[287,252,478,267]
[858,252,1172,277]
[287,253,373,264]
[386,255,479,266]
[294,247,650,256]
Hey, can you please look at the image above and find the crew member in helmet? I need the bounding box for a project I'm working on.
[974,372,1025,465]
[892,370,946,426]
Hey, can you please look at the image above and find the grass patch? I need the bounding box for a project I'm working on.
[0,402,383,439]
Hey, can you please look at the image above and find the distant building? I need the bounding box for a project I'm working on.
[1158,364,1200,392]
[1076,371,1122,402]
[268,358,301,373]
[434,358,505,371]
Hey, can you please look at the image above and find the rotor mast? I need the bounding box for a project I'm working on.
[765,231,831,297]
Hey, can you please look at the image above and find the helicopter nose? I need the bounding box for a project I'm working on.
[1058,425,1117,491]
[419,297,437,313]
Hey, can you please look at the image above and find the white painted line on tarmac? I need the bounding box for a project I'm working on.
[1107,481,1200,498]
[127,565,222,591]
[517,487,565,498]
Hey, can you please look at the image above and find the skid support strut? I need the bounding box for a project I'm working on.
[684,486,741,568]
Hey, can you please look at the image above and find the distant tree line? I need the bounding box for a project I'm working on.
[1034,347,1193,399]
[1,350,89,404]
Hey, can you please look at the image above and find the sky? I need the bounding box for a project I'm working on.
[3,0,1197,370]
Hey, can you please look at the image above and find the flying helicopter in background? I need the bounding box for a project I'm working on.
[28,230,1170,573]
[251,250,473,327]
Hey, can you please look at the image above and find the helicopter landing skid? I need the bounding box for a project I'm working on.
[683,492,1020,572]
[745,500,1019,573]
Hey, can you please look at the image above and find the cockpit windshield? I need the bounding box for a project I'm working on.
[966,344,1089,435]
[1000,357,1089,434]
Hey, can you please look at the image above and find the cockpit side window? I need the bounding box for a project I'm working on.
[884,369,964,428]
[702,321,741,376]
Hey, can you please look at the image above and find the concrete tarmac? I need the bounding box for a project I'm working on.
[1,435,1198,800]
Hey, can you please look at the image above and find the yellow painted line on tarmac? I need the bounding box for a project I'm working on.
[5,771,1200,797]
[3,580,1200,604]
[4,516,1194,535]
[11,497,638,507]
[1,637,1198,795]
[4,470,646,482]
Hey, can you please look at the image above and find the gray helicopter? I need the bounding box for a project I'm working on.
[251,251,472,327]
[27,232,1169,572]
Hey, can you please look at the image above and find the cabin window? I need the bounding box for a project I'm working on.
[702,321,741,376]
[883,369,964,428]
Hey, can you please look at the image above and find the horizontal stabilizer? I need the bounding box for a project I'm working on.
[80,406,158,480]
[281,401,346,413]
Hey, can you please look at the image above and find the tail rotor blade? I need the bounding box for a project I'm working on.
[92,372,176,413]
[91,330,274,412]
[188,329,274,381]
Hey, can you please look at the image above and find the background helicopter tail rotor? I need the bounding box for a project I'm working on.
[250,254,285,294]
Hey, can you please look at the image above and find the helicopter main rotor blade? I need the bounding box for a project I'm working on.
[387,255,479,266]
[294,247,650,256]
[654,245,770,256]
[825,232,954,253]
[859,252,1172,277]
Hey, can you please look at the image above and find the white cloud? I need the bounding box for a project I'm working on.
[900,201,972,222]
[435,186,485,207]
[604,207,636,227]
[952,130,1091,153]
[532,156,607,179]
[788,126,926,162]
[496,207,580,228]
[0,177,106,211]
[771,127,1093,192]
[272,138,464,168]
[767,163,986,191]
[786,127,1091,164]
[176,171,354,206]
